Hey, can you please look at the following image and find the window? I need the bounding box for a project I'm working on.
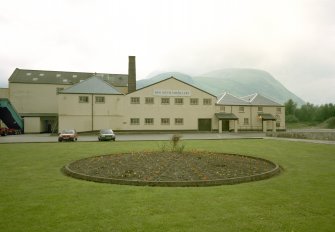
[190,98,198,105]
[277,107,282,113]
[56,74,61,77]
[258,106,263,112]
[39,73,44,76]
[145,118,154,125]
[175,118,183,125]
[131,97,140,104]
[145,97,154,104]
[79,96,89,103]
[95,96,105,103]
[26,73,31,76]
[174,98,183,105]
[244,118,249,125]
[220,106,225,112]
[161,98,170,104]
[56,87,64,95]
[130,118,140,125]
[161,118,170,125]
[276,122,280,127]
[239,106,244,112]
[203,98,212,105]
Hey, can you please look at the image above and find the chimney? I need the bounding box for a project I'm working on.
[128,56,136,93]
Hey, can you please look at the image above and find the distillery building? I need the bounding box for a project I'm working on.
[0,56,285,133]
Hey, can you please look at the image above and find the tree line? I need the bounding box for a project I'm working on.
[285,99,335,127]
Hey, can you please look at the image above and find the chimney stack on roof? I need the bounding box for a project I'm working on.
[128,56,136,93]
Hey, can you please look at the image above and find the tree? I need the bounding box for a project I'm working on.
[284,99,297,116]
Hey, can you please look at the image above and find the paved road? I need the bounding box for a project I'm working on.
[1,131,334,145]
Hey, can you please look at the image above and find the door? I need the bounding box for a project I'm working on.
[222,120,229,131]
[198,119,212,131]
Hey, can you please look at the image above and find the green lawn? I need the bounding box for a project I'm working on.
[0,140,334,232]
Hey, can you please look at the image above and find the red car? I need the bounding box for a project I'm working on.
[58,129,78,142]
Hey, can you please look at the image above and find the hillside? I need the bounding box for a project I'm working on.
[137,69,305,105]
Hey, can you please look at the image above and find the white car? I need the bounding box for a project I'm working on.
[98,129,116,141]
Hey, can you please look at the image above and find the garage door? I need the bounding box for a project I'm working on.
[198,118,212,131]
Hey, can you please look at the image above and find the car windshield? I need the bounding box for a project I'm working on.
[62,129,75,134]
[100,129,113,134]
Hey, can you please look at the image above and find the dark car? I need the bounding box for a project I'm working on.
[58,129,78,142]
[98,129,116,141]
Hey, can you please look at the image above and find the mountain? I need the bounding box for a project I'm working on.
[137,69,305,105]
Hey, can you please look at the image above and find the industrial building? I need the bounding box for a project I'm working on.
[0,56,285,133]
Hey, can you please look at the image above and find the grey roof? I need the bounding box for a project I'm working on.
[8,68,128,87]
[61,76,123,95]
[215,113,238,120]
[216,92,249,105]
[242,93,282,106]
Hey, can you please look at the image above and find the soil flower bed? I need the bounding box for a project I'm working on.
[62,151,280,187]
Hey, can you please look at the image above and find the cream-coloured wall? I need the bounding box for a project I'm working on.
[216,105,285,131]
[24,117,41,133]
[122,78,217,130]
[58,94,125,132]
[9,83,70,114]
[0,88,9,98]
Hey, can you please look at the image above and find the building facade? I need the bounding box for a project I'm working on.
[1,56,285,133]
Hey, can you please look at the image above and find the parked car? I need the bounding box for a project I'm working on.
[98,129,116,141]
[0,127,8,136]
[58,129,78,142]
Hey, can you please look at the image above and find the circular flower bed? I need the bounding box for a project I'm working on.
[62,152,280,187]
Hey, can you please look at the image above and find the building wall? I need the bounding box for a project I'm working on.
[0,88,9,98]
[9,83,70,114]
[122,78,217,131]
[58,78,217,132]
[216,105,285,131]
[24,117,41,133]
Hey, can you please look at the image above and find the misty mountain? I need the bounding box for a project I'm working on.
[137,69,305,105]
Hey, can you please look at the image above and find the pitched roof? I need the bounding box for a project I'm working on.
[242,93,282,106]
[216,92,249,105]
[61,76,123,95]
[8,68,128,87]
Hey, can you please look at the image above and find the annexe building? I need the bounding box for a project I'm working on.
[2,56,285,133]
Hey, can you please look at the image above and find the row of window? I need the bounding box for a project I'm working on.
[220,106,282,113]
[131,97,212,105]
[130,118,184,125]
[78,96,105,103]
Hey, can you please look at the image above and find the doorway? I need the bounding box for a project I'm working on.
[198,119,212,131]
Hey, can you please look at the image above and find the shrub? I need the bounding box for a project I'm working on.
[286,114,299,123]
[325,117,335,129]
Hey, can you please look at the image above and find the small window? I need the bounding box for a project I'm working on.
[190,98,198,105]
[32,77,38,81]
[79,96,89,103]
[130,118,140,125]
[277,107,282,113]
[72,74,77,78]
[62,79,68,83]
[56,87,64,95]
[39,73,44,76]
[258,106,263,112]
[145,97,154,104]
[26,73,31,76]
[276,122,280,127]
[145,118,154,125]
[244,118,249,125]
[131,97,140,104]
[175,118,183,125]
[220,106,225,112]
[95,96,105,103]
[161,118,170,125]
[161,98,170,104]
[203,98,212,105]
[56,74,61,77]
[174,98,183,105]
[239,106,244,112]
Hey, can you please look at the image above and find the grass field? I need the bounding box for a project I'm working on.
[0,139,334,232]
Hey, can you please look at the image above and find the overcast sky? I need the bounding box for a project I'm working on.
[1,0,334,104]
